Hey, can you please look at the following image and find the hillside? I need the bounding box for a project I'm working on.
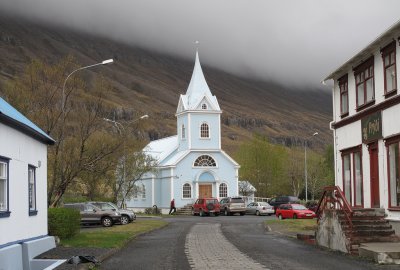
[0,15,332,153]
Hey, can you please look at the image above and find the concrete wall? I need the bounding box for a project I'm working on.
[316,210,348,253]
[0,122,48,247]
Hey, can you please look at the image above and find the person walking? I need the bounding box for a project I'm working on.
[169,198,176,215]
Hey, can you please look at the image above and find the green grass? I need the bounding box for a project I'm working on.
[265,219,317,233]
[61,219,168,248]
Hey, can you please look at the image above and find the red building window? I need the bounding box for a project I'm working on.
[354,57,375,110]
[341,146,363,207]
[381,41,397,97]
[339,74,348,117]
[386,135,400,209]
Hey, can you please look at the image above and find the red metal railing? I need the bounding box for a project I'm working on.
[316,186,353,229]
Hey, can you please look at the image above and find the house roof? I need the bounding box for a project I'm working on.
[177,51,220,112]
[0,97,55,145]
[323,19,400,81]
[143,135,178,163]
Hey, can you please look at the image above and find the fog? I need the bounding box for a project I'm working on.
[1,0,400,88]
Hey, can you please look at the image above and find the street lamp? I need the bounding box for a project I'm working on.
[103,115,149,208]
[304,132,318,202]
[62,59,114,114]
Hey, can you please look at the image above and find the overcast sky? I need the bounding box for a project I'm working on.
[1,0,400,88]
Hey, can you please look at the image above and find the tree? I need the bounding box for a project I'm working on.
[286,146,304,197]
[238,181,256,197]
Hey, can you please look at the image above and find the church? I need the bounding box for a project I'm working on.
[126,52,240,212]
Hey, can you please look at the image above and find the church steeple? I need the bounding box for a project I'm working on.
[176,51,220,114]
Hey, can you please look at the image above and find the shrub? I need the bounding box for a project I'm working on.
[48,208,80,239]
[144,207,161,215]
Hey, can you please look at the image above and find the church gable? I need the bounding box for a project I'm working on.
[176,95,187,114]
[194,96,218,111]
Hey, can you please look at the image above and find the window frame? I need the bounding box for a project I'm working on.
[341,152,352,206]
[219,183,228,198]
[338,74,349,117]
[354,57,375,111]
[181,124,186,140]
[352,148,364,208]
[200,122,210,139]
[182,183,192,199]
[193,155,217,167]
[201,103,207,110]
[0,156,10,218]
[385,135,400,210]
[381,41,397,98]
[28,165,38,216]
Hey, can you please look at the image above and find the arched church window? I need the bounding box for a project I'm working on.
[182,183,191,198]
[200,123,209,138]
[219,183,228,198]
[194,155,216,167]
[202,103,207,110]
[182,124,186,139]
[141,184,146,199]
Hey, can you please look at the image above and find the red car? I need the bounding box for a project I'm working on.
[192,198,220,217]
[275,203,316,219]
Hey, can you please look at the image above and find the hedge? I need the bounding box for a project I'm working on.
[48,207,80,239]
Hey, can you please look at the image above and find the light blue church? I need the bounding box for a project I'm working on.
[126,52,240,211]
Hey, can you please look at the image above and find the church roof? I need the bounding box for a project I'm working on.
[178,51,220,112]
[143,135,178,164]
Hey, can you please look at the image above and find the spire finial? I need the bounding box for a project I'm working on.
[194,40,199,52]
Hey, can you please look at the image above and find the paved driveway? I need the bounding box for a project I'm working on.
[100,215,399,270]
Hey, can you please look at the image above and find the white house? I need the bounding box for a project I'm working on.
[126,52,240,212]
[0,97,64,270]
[323,21,400,226]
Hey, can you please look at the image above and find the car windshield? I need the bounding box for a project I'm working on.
[231,198,244,203]
[259,202,270,206]
[206,199,218,204]
[292,205,307,210]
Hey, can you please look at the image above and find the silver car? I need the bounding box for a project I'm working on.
[246,202,274,216]
[91,202,136,225]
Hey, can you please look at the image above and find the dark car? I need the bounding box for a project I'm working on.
[90,202,136,225]
[64,202,121,227]
[268,196,300,212]
[192,198,220,217]
[219,197,246,216]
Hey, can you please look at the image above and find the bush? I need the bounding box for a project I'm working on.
[48,208,80,239]
[144,207,161,215]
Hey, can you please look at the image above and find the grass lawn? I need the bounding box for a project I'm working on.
[265,219,317,234]
[61,219,168,248]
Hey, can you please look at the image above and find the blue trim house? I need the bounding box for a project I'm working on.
[0,97,64,269]
[126,52,240,212]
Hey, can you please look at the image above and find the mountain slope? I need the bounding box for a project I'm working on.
[0,15,332,153]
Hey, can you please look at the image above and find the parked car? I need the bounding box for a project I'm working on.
[246,202,274,216]
[219,197,246,216]
[268,196,300,212]
[90,202,136,225]
[275,203,316,219]
[192,198,220,217]
[64,202,121,227]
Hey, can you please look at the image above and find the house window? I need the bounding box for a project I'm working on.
[202,103,207,110]
[200,123,209,138]
[341,146,363,207]
[182,183,191,198]
[0,158,9,217]
[354,57,374,109]
[194,155,216,167]
[339,74,348,116]
[181,124,186,139]
[382,41,397,96]
[28,166,37,215]
[219,183,227,198]
[387,138,400,208]
[141,184,146,199]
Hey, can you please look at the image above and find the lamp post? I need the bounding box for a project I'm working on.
[304,132,318,202]
[62,59,114,115]
[103,114,149,207]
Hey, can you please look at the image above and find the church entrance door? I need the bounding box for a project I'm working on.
[199,184,212,198]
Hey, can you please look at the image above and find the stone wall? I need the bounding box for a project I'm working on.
[316,210,348,253]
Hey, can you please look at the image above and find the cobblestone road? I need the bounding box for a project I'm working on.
[185,223,269,270]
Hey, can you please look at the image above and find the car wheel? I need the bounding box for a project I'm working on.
[102,217,113,227]
[191,208,195,216]
[267,213,272,216]
[240,212,245,216]
[215,213,219,217]
[121,215,129,225]
[224,209,229,216]
[293,214,297,219]
[199,209,204,217]
[256,210,260,216]
[278,214,283,220]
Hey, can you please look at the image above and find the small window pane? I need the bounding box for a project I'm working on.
[386,65,396,92]
[357,84,364,106]
[366,78,374,102]
[200,123,209,138]
[29,167,36,211]
[341,93,348,114]
[0,162,7,211]
[385,55,390,66]
[219,183,227,198]
[354,152,363,206]
[183,184,191,198]
[391,52,395,64]
[389,143,400,207]
[343,155,352,204]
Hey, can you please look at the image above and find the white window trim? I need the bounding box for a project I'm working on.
[0,158,10,217]
[199,122,211,140]
[202,103,208,110]
[182,182,192,200]
[192,154,218,168]
[219,182,228,198]
[181,124,186,140]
